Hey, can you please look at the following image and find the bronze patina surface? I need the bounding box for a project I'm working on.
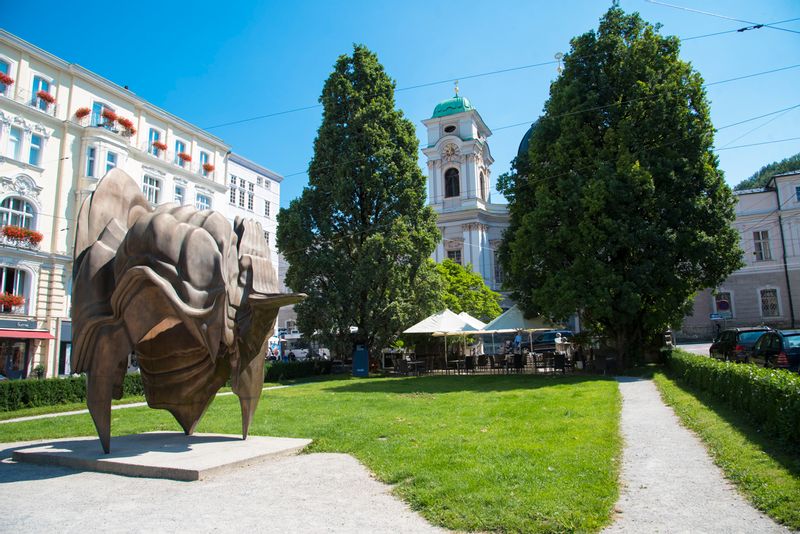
[72,169,304,453]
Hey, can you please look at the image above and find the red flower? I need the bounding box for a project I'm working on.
[178,152,192,162]
[0,293,24,307]
[2,225,26,240]
[24,229,44,244]
[116,117,134,129]
[0,73,14,86]
[101,108,117,122]
[152,141,168,151]
[75,107,91,119]
[202,162,215,173]
[36,90,55,104]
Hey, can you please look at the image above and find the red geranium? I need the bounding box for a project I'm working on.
[2,225,26,240]
[75,107,91,119]
[152,141,168,151]
[202,162,215,173]
[116,117,133,129]
[0,73,14,86]
[24,229,44,244]
[0,293,24,307]
[101,108,117,122]
[36,90,55,104]
[177,152,192,162]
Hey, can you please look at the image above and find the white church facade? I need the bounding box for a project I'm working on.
[422,91,510,292]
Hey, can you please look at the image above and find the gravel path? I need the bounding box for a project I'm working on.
[0,443,445,533]
[605,377,788,533]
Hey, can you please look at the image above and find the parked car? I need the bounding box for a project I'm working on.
[709,327,771,363]
[520,330,574,354]
[752,330,800,371]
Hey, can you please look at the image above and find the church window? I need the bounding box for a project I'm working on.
[480,172,486,200]
[444,168,459,198]
[444,125,456,134]
[447,249,462,265]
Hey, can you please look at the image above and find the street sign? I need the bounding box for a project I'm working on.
[709,313,723,321]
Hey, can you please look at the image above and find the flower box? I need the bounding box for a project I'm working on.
[152,141,168,152]
[75,107,91,119]
[2,225,43,245]
[0,73,14,86]
[101,109,117,122]
[36,90,55,104]
[177,152,192,163]
[202,163,215,173]
[0,293,24,308]
[116,117,134,130]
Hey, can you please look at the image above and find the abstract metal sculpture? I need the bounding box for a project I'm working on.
[72,169,304,453]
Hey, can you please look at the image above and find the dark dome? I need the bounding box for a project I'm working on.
[517,121,538,160]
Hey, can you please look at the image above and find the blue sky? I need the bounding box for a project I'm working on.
[5,1,799,207]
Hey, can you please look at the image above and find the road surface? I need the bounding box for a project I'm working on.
[676,343,711,356]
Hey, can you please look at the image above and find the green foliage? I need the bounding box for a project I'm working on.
[0,374,144,412]
[666,350,800,444]
[435,259,502,322]
[498,7,742,365]
[734,151,800,191]
[277,45,441,359]
[264,360,332,381]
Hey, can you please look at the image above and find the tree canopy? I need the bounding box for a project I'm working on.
[276,45,441,359]
[497,6,743,365]
[436,259,502,322]
[734,151,800,191]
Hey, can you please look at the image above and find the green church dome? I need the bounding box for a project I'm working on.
[432,95,473,118]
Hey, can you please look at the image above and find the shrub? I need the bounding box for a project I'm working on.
[667,350,800,444]
[0,373,144,412]
[264,359,332,381]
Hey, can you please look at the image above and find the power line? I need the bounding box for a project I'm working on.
[645,1,800,35]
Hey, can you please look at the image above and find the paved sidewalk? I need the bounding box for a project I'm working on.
[604,377,788,533]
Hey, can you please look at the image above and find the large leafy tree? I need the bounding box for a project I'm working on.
[277,45,441,360]
[436,259,502,322]
[498,6,742,365]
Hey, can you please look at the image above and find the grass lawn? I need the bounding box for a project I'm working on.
[653,371,800,529]
[1,374,620,533]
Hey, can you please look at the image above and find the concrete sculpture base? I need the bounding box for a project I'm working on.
[12,432,311,481]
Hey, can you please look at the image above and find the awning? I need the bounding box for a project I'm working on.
[0,329,55,340]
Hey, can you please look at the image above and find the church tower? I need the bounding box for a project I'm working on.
[421,85,508,291]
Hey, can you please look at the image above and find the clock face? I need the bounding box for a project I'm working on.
[443,143,458,157]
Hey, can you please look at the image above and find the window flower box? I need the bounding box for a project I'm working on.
[202,163,215,173]
[75,107,91,119]
[36,90,55,104]
[177,152,192,163]
[101,109,117,122]
[2,225,43,246]
[0,293,24,308]
[152,141,168,152]
[116,117,136,136]
[0,73,14,86]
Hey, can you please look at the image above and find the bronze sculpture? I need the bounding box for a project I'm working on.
[72,169,304,453]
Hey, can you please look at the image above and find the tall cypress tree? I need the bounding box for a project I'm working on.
[277,45,441,360]
[498,6,742,365]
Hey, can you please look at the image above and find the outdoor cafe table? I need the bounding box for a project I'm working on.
[407,360,425,376]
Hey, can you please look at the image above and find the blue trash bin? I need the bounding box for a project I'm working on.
[352,345,369,377]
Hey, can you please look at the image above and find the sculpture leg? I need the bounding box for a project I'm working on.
[233,354,265,439]
[86,325,131,454]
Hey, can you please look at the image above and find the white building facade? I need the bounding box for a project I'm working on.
[679,171,800,340]
[422,92,509,292]
[0,30,279,377]
[226,153,281,270]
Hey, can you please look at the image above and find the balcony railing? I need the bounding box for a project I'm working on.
[13,89,58,117]
[0,303,26,315]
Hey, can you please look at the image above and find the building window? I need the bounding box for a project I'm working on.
[247,182,254,211]
[6,126,21,160]
[175,140,186,166]
[444,168,460,198]
[0,267,28,313]
[753,230,772,261]
[264,201,270,218]
[0,60,10,96]
[0,197,35,228]
[229,175,237,204]
[263,230,269,246]
[29,134,42,166]
[199,151,209,176]
[106,151,117,173]
[447,249,462,265]
[148,128,162,156]
[86,146,96,177]
[196,193,211,210]
[257,177,262,187]
[494,250,504,285]
[239,185,246,208]
[91,101,114,128]
[174,185,185,204]
[796,186,800,203]
[714,291,733,318]
[142,175,161,204]
[760,289,779,318]
[479,172,486,201]
[32,75,51,111]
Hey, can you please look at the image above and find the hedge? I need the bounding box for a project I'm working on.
[0,373,144,412]
[667,350,800,444]
[264,359,332,381]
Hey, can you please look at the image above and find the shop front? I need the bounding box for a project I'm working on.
[0,320,54,379]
